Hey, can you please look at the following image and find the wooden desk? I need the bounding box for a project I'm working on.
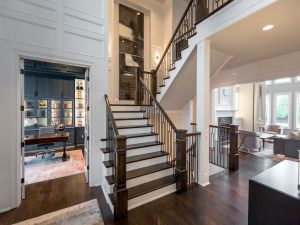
[25,133,69,161]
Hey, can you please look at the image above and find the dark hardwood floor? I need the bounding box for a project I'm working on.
[0,152,278,225]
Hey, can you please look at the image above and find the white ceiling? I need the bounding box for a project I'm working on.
[210,0,300,70]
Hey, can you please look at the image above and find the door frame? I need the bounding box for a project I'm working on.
[17,54,92,202]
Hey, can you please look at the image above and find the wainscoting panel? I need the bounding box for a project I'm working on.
[64,0,104,19]
[2,0,57,22]
[0,9,56,49]
[63,11,104,35]
[63,30,104,58]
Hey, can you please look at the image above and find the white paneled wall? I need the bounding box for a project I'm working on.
[0,0,108,212]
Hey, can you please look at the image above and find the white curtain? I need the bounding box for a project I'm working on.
[254,82,266,132]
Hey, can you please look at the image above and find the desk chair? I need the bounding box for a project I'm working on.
[36,126,55,159]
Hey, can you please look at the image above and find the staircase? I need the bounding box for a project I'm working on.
[155,0,233,102]
[101,104,176,213]
[100,0,234,219]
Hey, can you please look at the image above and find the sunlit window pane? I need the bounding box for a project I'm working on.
[296,94,300,129]
[265,94,271,125]
[274,77,291,84]
[265,80,272,85]
[274,94,289,127]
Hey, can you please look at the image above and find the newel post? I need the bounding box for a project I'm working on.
[175,129,188,192]
[135,67,141,105]
[229,124,239,171]
[150,70,157,97]
[114,135,128,219]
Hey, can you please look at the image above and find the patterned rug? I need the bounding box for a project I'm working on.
[240,145,298,162]
[13,199,104,225]
[25,150,86,184]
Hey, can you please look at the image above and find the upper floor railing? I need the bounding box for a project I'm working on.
[155,0,233,89]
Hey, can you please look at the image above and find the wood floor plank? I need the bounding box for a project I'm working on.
[0,152,278,225]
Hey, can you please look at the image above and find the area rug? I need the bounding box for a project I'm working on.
[13,199,104,225]
[240,147,298,163]
[25,150,86,185]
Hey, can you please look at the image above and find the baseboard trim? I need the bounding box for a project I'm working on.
[198,181,210,187]
[0,207,11,213]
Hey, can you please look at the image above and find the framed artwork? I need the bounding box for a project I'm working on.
[218,87,231,106]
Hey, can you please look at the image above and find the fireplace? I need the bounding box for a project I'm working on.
[218,117,232,127]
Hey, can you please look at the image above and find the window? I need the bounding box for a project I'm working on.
[265,80,272,85]
[295,93,300,129]
[274,93,290,128]
[265,94,271,125]
[296,76,300,82]
[274,77,291,84]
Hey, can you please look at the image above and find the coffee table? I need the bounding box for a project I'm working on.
[259,133,276,149]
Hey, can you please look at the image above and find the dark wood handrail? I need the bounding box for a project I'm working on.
[187,132,201,137]
[209,125,230,130]
[154,0,195,73]
[139,77,177,131]
[104,94,119,136]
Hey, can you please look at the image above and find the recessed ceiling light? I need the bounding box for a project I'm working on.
[137,12,141,15]
[262,25,274,31]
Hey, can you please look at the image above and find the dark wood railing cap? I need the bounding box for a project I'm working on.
[138,78,178,132]
[105,94,119,135]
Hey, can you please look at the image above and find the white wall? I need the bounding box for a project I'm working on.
[236,83,254,131]
[0,0,108,212]
[172,0,188,31]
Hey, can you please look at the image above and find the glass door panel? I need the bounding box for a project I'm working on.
[63,100,73,126]
[51,100,61,126]
[37,100,48,127]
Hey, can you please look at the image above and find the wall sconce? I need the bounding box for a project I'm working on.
[152,45,162,69]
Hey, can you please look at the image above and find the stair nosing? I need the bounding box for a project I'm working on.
[117,124,153,129]
[128,175,175,199]
[105,162,173,185]
[101,132,158,142]
[108,175,175,203]
[112,110,146,113]
[102,151,169,168]
[115,117,149,121]
[101,141,162,154]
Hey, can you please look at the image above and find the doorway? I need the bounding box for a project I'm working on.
[20,59,90,198]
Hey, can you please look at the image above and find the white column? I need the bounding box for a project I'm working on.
[196,39,211,186]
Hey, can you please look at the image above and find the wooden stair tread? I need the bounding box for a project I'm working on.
[112,110,146,113]
[100,132,157,142]
[102,151,169,168]
[105,162,173,185]
[108,175,175,203]
[124,132,158,139]
[115,117,149,121]
[101,141,162,154]
[117,124,153,129]
[111,104,151,106]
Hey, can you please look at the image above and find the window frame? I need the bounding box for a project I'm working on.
[272,92,292,128]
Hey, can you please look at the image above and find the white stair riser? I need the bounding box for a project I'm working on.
[103,145,162,161]
[101,135,157,147]
[118,127,152,135]
[111,106,141,111]
[113,112,144,119]
[116,119,148,126]
[127,145,161,157]
[128,184,176,210]
[106,168,174,190]
[127,135,157,145]
[105,155,168,175]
